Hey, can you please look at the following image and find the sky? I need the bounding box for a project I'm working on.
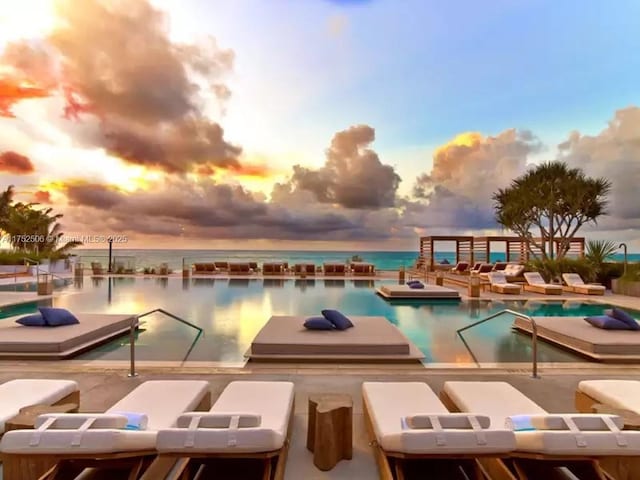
[0,0,639,251]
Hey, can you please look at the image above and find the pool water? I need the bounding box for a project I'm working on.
[0,277,626,364]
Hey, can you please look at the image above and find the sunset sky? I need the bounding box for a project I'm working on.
[1,0,639,251]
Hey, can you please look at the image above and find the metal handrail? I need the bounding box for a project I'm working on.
[128,309,204,377]
[457,309,540,378]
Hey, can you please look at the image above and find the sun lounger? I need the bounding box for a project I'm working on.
[523,272,562,295]
[146,381,295,480]
[576,380,640,418]
[562,273,606,295]
[363,382,515,479]
[0,380,210,480]
[192,263,218,274]
[0,379,80,436]
[293,263,316,276]
[472,263,494,275]
[503,264,526,283]
[323,262,346,276]
[487,272,522,294]
[450,262,470,274]
[229,262,251,274]
[441,381,640,479]
[262,262,284,275]
[351,262,375,275]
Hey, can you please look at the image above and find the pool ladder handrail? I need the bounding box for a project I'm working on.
[456,308,539,378]
[128,308,204,377]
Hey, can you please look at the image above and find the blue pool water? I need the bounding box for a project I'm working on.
[0,277,630,364]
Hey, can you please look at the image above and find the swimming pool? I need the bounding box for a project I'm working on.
[0,277,625,364]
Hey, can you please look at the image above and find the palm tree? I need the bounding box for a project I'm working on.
[0,185,15,232]
[585,239,618,285]
[493,161,611,261]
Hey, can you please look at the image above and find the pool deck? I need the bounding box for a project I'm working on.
[1,363,640,479]
[2,271,640,478]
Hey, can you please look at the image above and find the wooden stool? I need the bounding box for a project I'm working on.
[5,402,79,432]
[306,393,353,471]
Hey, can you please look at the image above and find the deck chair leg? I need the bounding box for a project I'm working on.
[594,458,640,480]
[127,458,145,480]
[394,458,406,480]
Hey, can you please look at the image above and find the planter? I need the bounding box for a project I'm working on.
[611,279,640,297]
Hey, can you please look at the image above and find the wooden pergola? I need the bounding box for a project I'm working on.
[473,236,530,264]
[419,236,474,271]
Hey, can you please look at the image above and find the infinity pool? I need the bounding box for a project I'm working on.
[0,277,624,364]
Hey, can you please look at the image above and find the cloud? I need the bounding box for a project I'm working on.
[0,151,35,174]
[286,125,401,209]
[409,129,542,229]
[33,190,51,203]
[2,0,242,174]
[557,106,640,228]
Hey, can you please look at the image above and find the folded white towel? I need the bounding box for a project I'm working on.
[110,411,148,431]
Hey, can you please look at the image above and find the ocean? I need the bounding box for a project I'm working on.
[73,249,640,271]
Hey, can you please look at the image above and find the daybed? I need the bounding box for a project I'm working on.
[562,273,606,295]
[487,272,522,294]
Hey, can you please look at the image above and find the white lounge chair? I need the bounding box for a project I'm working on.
[523,272,562,295]
[441,381,640,479]
[363,382,515,479]
[0,380,211,480]
[576,380,640,418]
[0,379,79,436]
[487,272,522,295]
[146,381,295,480]
[562,273,606,295]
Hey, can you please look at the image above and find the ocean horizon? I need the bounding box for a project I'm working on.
[74,248,640,271]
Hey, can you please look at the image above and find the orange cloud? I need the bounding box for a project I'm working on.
[0,77,51,117]
[33,190,51,203]
[0,150,35,173]
[197,162,272,179]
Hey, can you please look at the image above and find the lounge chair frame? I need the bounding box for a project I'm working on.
[440,389,620,480]
[141,396,295,480]
[2,392,211,480]
[363,395,515,480]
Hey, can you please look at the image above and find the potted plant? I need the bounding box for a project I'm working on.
[611,263,640,296]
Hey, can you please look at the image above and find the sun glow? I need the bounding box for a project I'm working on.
[434,132,483,157]
[0,0,58,45]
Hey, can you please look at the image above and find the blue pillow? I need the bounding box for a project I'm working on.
[39,308,80,327]
[584,315,631,330]
[15,313,46,327]
[406,280,420,285]
[321,309,354,330]
[303,316,335,330]
[607,308,640,331]
[409,282,425,289]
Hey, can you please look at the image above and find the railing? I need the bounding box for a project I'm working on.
[456,309,540,378]
[128,309,204,377]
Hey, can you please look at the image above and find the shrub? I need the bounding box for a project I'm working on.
[527,257,596,283]
[620,263,640,283]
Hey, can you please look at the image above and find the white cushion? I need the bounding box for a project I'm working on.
[524,272,545,285]
[563,273,584,285]
[0,379,78,433]
[579,380,640,414]
[156,381,294,453]
[0,380,210,454]
[509,414,640,456]
[443,381,547,428]
[363,382,515,454]
[488,273,507,284]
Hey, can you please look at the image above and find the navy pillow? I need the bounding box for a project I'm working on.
[409,282,425,289]
[406,280,420,285]
[303,316,335,330]
[607,308,640,331]
[321,309,354,330]
[39,308,80,327]
[15,313,46,327]
[584,315,631,330]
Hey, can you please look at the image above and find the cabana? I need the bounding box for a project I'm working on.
[419,236,474,272]
[473,236,585,264]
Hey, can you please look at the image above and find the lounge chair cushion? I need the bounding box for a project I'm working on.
[39,308,79,327]
[363,382,515,454]
[0,380,210,454]
[443,381,547,428]
[156,381,294,453]
[607,308,640,331]
[506,414,640,455]
[584,315,633,330]
[321,309,354,330]
[578,380,640,414]
[0,379,79,434]
[303,316,335,330]
[15,312,47,327]
[176,413,261,429]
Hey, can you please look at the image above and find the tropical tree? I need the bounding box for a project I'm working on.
[1,185,81,257]
[493,162,611,261]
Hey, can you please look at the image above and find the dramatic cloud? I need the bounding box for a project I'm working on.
[0,151,35,174]
[409,129,542,229]
[287,125,401,209]
[2,0,242,174]
[557,106,640,229]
